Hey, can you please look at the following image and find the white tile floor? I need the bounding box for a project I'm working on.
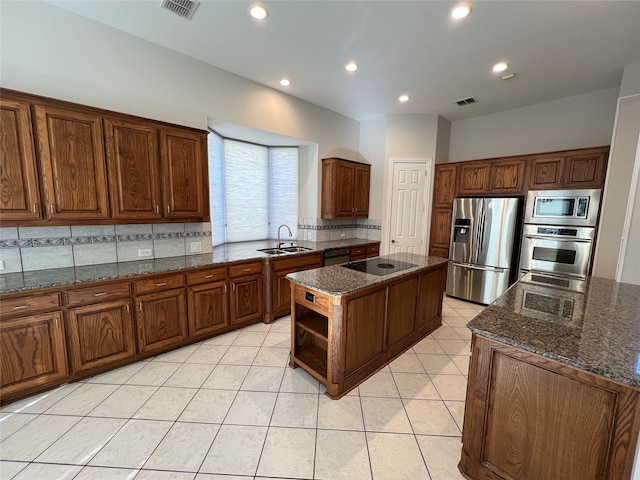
[0,296,483,480]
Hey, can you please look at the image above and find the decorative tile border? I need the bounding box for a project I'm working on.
[298,223,381,231]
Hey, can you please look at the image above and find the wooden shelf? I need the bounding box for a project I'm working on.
[296,345,327,381]
[297,312,328,340]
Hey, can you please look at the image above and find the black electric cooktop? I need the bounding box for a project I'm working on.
[341,259,417,276]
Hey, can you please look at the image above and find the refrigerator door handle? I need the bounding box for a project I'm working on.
[453,262,506,273]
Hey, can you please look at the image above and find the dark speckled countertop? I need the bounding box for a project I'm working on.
[286,253,448,297]
[0,238,379,294]
[468,274,640,388]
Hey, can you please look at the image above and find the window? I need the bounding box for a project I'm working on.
[208,132,298,246]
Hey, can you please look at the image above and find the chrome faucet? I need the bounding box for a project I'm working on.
[277,224,293,248]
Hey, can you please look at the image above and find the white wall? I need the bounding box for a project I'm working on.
[0,1,360,219]
[359,116,387,220]
[449,88,619,162]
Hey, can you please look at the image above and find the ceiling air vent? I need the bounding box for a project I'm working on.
[455,97,477,106]
[160,0,200,20]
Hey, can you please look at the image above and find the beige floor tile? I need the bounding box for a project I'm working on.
[133,387,197,421]
[367,432,429,480]
[224,391,277,426]
[358,371,400,398]
[202,330,239,346]
[240,366,285,392]
[430,374,468,401]
[452,326,473,341]
[232,331,267,347]
[450,355,470,376]
[270,393,318,428]
[455,308,480,319]
[0,413,38,441]
[185,345,229,364]
[199,424,267,476]
[45,383,119,416]
[136,470,195,480]
[435,339,471,356]
[218,346,259,365]
[279,367,320,394]
[416,354,463,375]
[417,435,466,480]
[431,325,463,340]
[88,385,157,418]
[151,345,199,363]
[201,364,249,390]
[389,352,426,374]
[1,383,80,414]
[11,462,82,479]
[144,422,219,472]
[262,332,291,348]
[125,362,180,386]
[441,315,470,328]
[392,372,440,400]
[74,466,139,479]
[445,400,466,431]
[256,427,315,478]
[240,321,273,333]
[252,347,291,367]
[315,429,371,480]
[403,398,460,435]
[269,317,292,333]
[361,397,412,433]
[36,417,126,464]
[196,475,254,480]
[164,363,216,388]
[412,337,446,354]
[0,415,81,461]
[86,363,145,385]
[317,395,364,431]
[89,419,172,469]
[0,461,27,478]
[178,389,237,424]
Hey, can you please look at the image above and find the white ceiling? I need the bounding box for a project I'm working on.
[47,0,640,122]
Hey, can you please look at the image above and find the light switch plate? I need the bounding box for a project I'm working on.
[0,260,4,271]
[190,241,202,253]
[138,248,152,257]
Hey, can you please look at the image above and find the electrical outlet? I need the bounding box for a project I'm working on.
[190,241,202,253]
[138,248,152,257]
[340,233,345,238]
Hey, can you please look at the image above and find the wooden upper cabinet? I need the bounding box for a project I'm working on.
[457,161,490,195]
[489,158,526,194]
[160,128,208,220]
[0,99,42,220]
[105,118,162,220]
[321,158,371,219]
[563,149,608,188]
[35,105,110,220]
[433,164,458,208]
[528,155,564,189]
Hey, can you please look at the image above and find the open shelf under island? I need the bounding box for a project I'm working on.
[286,253,448,399]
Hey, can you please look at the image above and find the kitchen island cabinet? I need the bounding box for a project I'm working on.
[287,253,448,398]
[460,275,640,480]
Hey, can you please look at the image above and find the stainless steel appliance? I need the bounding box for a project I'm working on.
[446,196,522,305]
[524,189,601,227]
[323,248,350,266]
[519,224,594,279]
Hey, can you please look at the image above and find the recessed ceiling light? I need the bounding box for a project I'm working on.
[493,62,508,73]
[399,94,410,103]
[249,4,268,19]
[451,3,471,19]
[280,78,291,86]
[345,62,359,72]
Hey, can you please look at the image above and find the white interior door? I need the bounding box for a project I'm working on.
[388,159,431,254]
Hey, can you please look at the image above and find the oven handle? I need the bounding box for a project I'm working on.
[523,235,592,243]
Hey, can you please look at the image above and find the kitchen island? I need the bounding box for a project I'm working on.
[460,274,640,480]
[287,253,448,398]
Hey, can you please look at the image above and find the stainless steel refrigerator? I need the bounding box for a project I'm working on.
[446,196,522,305]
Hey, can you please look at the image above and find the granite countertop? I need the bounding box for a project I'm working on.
[468,274,640,388]
[0,238,379,294]
[286,253,448,297]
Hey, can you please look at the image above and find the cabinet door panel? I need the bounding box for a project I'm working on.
[433,164,458,208]
[230,274,263,325]
[489,159,526,194]
[416,268,445,330]
[137,289,187,353]
[161,129,207,219]
[335,163,356,217]
[529,156,564,189]
[430,208,453,250]
[386,278,418,347]
[458,162,489,195]
[0,99,41,220]
[0,312,67,396]
[344,290,386,375]
[563,151,607,188]
[67,299,135,373]
[354,164,370,217]
[35,105,109,220]
[105,119,162,220]
[188,281,228,338]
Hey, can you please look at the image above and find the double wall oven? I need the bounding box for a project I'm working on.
[519,189,601,281]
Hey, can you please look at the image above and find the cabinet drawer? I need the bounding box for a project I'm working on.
[187,267,227,285]
[229,261,262,278]
[67,282,130,307]
[294,286,330,317]
[135,274,185,294]
[351,247,365,256]
[366,244,380,255]
[0,292,61,317]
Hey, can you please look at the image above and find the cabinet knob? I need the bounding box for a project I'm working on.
[32,203,37,214]
[12,305,28,310]
[204,274,214,279]
[93,292,107,297]
[155,205,160,214]
[155,282,167,286]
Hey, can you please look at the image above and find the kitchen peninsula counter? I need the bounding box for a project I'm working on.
[287,253,448,398]
[460,275,640,480]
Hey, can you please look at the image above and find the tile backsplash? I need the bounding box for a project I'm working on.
[0,223,213,273]
[297,218,382,243]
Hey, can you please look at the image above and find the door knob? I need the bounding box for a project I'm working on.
[391,240,397,243]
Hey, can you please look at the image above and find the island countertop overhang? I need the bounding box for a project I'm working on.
[286,253,449,297]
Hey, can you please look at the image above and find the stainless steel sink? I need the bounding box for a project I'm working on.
[280,246,313,252]
[257,248,288,255]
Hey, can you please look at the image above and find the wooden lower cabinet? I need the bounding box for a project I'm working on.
[66,299,135,373]
[229,262,263,325]
[385,277,418,347]
[460,335,640,480]
[0,311,68,397]
[188,280,229,338]
[344,290,387,376]
[136,288,188,354]
[416,266,446,331]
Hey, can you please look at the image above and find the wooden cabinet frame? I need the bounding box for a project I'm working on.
[321,158,371,219]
